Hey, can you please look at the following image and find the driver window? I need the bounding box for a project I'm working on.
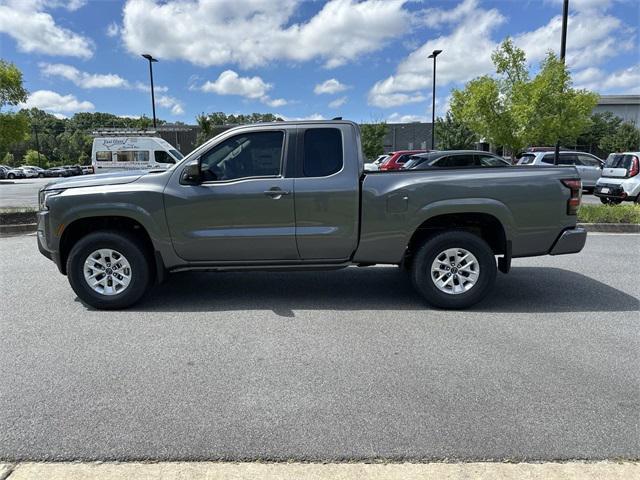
[200,131,284,182]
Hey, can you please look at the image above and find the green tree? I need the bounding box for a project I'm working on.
[0,60,30,157]
[576,112,622,155]
[23,149,47,167]
[196,113,212,146]
[360,123,387,160]
[2,152,16,167]
[0,59,28,109]
[0,112,29,156]
[451,38,598,156]
[436,112,478,150]
[599,122,640,153]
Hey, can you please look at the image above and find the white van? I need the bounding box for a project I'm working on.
[91,136,184,172]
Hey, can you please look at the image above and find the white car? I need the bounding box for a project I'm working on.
[517,150,603,190]
[364,154,389,172]
[594,152,640,205]
[18,166,39,178]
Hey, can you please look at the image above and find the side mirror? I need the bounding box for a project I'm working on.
[180,159,202,185]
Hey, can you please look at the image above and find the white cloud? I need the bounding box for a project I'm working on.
[201,70,271,99]
[40,63,129,89]
[199,70,288,107]
[314,79,349,95]
[329,96,348,108]
[19,90,94,114]
[387,112,427,123]
[121,0,409,69]
[133,81,169,94]
[156,95,185,115]
[574,65,640,93]
[368,1,504,108]
[0,0,93,58]
[546,0,613,12]
[262,97,288,108]
[513,10,633,70]
[278,113,326,121]
[106,22,120,37]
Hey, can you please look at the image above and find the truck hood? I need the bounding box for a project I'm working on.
[43,170,148,191]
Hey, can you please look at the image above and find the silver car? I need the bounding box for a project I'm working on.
[517,151,603,190]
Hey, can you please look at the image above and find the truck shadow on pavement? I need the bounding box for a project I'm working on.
[130,266,639,315]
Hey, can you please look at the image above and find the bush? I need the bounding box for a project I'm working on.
[578,204,640,224]
[22,149,47,166]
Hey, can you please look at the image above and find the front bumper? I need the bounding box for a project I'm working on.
[37,210,64,274]
[549,227,587,256]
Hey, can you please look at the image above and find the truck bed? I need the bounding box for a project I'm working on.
[353,166,580,264]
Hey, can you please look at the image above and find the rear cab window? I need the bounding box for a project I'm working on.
[302,128,343,177]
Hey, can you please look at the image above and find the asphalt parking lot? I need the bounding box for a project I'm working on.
[0,177,604,208]
[0,233,638,462]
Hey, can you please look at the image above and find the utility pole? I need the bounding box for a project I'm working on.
[554,0,569,165]
[428,49,442,150]
[142,54,159,128]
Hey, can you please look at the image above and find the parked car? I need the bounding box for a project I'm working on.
[594,152,640,204]
[37,120,586,310]
[379,150,428,171]
[62,165,83,176]
[403,151,512,169]
[517,150,603,191]
[18,166,39,178]
[364,154,389,171]
[81,166,94,175]
[46,167,72,178]
[0,165,27,179]
[22,165,48,178]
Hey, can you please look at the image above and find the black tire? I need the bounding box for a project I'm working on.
[600,197,622,205]
[38,173,44,178]
[7,173,14,179]
[67,230,152,309]
[411,231,497,309]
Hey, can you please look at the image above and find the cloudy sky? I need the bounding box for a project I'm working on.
[1,0,638,123]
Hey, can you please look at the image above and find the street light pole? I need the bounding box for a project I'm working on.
[554,0,569,165]
[428,49,442,150]
[141,54,158,128]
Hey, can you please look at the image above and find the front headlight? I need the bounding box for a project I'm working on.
[38,189,64,211]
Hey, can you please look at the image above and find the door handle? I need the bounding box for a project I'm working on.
[264,188,290,198]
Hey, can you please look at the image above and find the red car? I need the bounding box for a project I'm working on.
[379,150,428,171]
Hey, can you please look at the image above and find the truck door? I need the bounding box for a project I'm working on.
[293,125,360,260]
[164,128,299,262]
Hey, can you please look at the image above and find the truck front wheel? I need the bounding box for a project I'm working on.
[411,231,496,309]
[67,231,151,309]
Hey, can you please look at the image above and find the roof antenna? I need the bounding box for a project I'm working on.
[332,116,342,120]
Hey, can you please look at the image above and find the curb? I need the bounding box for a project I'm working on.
[578,222,640,233]
[0,223,37,235]
[2,461,638,480]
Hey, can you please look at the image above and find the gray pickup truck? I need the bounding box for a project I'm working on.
[37,120,586,310]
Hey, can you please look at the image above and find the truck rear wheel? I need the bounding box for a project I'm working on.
[411,231,496,309]
[67,231,151,309]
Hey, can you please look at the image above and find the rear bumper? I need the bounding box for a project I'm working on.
[549,227,587,256]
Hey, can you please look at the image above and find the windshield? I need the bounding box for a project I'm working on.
[169,149,184,160]
[605,154,635,169]
[518,153,536,165]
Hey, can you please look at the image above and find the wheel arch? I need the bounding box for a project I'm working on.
[59,215,159,277]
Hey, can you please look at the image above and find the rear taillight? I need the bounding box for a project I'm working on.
[561,179,581,215]
[628,156,639,177]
